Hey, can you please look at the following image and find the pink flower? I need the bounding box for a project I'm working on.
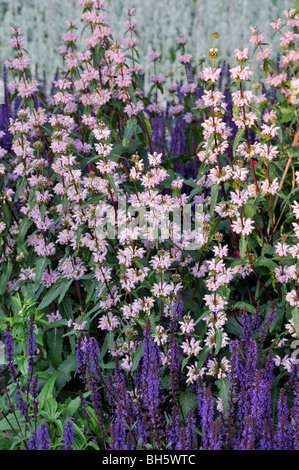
[182,337,202,356]
[266,72,287,88]
[17,80,39,98]
[168,104,185,116]
[179,315,195,334]
[249,27,264,45]
[121,355,132,371]
[234,48,248,61]
[148,152,162,167]
[270,18,282,30]
[232,90,253,107]
[231,217,255,236]
[148,50,161,61]
[292,201,299,219]
[256,48,272,62]
[154,326,168,346]
[176,36,186,45]
[58,256,87,280]
[62,31,79,44]
[179,54,192,64]
[46,311,63,323]
[147,103,164,114]
[286,290,299,308]
[73,320,87,331]
[124,19,137,31]
[200,67,221,83]
[261,123,279,138]
[149,73,166,84]
[98,312,119,331]
[230,65,253,81]
[168,83,179,92]
[284,8,296,19]
[275,242,290,257]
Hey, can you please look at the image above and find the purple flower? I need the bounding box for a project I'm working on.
[200,386,215,450]
[140,318,161,433]
[240,415,255,450]
[166,406,180,450]
[113,401,127,450]
[275,389,292,450]
[26,312,37,373]
[291,382,299,449]
[63,418,75,450]
[37,422,51,450]
[210,417,223,450]
[3,323,17,379]
[185,409,197,450]
[260,419,274,450]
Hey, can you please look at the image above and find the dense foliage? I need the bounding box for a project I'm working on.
[0,0,299,450]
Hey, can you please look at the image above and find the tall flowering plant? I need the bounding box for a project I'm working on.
[0,0,299,450]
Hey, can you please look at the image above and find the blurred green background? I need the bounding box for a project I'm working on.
[0,0,294,88]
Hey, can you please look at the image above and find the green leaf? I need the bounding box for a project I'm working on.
[269,308,284,334]
[42,398,59,420]
[184,178,197,188]
[14,178,27,203]
[215,379,229,414]
[188,186,201,201]
[239,236,247,260]
[215,329,223,356]
[15,356,28,377]
[38,372,59,409]
[183,297,200,315]
[208,216,221,242]
[101,361,116,369]
[0,412,24,434]
[58,279,73,304]
[106,174,118,197]
[244,201,258,219]
[37,278,72,310]
[65,396,81,418]
[17,217,33,247]
[80,194,106,209]
[123,118,137,142]
[131,342,143,371]
[47,327,64,368]
[233,301,255,314]
[233,129,245,159]
[0,262,13,295]
[122,138,140,154]
[226,316,243,336]
[181,356,191,372]
[179,391,198,416]
[292,308,299,339]
[100,331,112,359]
[232,105,240,121]
[280,108,293,124]
[35,258,50,285]
[210,184,220,216]
[254,257,278,270]
[56,354,78,391]
[195,346,209,373]
[205,134,214,158]
[161,153,191,169]
[2,203,11,230]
